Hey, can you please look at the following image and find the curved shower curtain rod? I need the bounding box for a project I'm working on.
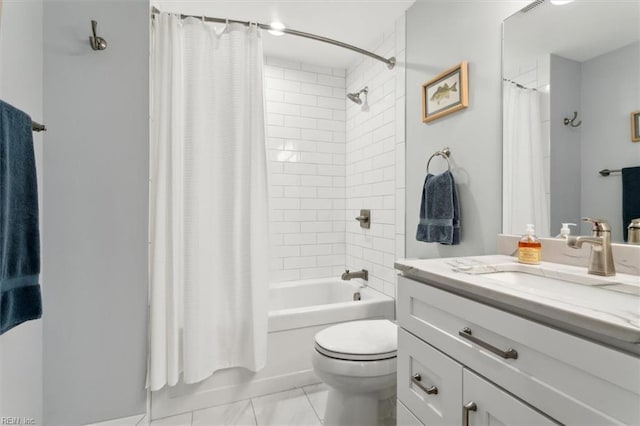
[151,7,396,70]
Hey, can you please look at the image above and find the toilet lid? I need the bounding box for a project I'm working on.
[314,320,397,361]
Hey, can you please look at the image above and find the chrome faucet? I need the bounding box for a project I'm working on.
[341,269,368,281]
[566,218,616,276]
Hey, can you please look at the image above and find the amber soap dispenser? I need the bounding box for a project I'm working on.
[518,224,541,265]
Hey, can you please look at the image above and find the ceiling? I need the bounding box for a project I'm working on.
[504,0,640,64]
[152,0,415,69]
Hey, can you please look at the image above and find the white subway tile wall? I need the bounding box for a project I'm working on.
[265,56,348,283]
[265,14,406,296]
[345,16,406,298]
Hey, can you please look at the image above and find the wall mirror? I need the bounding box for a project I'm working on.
[502,0,639,242]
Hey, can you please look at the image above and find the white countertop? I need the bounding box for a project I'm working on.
[395,255,640,352]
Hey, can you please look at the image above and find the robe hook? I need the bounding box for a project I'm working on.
[89,20,108,51]
[563,111,582,127]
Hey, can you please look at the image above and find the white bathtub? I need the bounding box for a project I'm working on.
[268,278,395,332]
[151,278,395,419]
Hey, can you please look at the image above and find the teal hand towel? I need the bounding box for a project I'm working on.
[416,170,460,245]
[0,99,42,335]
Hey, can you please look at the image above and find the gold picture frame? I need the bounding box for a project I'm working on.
[632,111,640,142]
[422,61,469,123]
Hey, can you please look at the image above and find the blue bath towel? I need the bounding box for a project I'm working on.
[416,170,460,245]
[0,100,42,335]
[622,166,640,242]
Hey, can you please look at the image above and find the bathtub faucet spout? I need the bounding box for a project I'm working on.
[341,269,368,281]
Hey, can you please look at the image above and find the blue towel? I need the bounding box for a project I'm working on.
[416,170,460,245]
[622,166,640,242]
[0,100,42,335]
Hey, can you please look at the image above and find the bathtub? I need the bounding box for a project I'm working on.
[268,278,394,332]
[151,278,395,419]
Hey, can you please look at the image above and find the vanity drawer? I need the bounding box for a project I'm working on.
[398,275,640,425]
[397,328,462,425]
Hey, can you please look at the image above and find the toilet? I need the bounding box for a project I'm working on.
[312,319,397,426]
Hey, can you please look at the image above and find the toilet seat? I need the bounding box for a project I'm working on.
[314,319,397,361]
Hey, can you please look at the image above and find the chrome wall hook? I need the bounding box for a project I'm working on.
[563,111,582,127]
[89,20,108,51]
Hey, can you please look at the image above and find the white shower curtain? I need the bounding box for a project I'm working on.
[148,13,269,391]
[503,81,549,236]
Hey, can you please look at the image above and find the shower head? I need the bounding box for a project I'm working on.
[347,92,363,104]
[346,86,368,105]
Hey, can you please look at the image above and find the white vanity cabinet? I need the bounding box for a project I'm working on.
[398,328,556,426]
[396,275,640,426]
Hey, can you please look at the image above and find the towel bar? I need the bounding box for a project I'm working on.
[599,168,621,176]
[31,121,46,132]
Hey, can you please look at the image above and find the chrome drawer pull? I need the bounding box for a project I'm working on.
[463,401,477,426]
[459,327,518,360]
[411,373,438,395]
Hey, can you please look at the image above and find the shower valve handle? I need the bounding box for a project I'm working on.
[355,209,370,229]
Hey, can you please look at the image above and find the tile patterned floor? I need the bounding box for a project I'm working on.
[148,384,330,426]
[87,414,146,426]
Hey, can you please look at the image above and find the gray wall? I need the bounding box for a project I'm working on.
[580,42,640,241]
[43,1,149,424]
[550,54,582,234]
[405,0,527,259]
[0,1,44,423]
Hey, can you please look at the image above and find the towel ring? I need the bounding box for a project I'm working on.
[426,147,451,174]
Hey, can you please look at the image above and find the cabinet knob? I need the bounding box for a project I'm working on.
[411,373,438,395]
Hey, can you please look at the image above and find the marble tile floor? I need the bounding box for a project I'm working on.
[92,384,330,426]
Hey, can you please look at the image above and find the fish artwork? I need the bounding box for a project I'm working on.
[430,81,458,105]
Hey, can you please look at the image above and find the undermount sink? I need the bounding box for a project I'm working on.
[451,261,640,296]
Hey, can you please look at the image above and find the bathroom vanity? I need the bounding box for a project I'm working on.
[394,254,640,425]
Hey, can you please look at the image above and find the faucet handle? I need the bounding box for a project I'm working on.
[582,218,611,235]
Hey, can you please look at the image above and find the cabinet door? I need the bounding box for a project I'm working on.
[462,369,559,426]
[398,329,463,425]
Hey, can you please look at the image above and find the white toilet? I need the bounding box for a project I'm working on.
[312,319,397,426]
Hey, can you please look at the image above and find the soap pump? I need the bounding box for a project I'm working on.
[557,223,576,238]
[518,224,542,265]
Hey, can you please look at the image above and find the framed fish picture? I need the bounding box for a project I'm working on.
[422,61,469,123]
[632,111,640,142]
